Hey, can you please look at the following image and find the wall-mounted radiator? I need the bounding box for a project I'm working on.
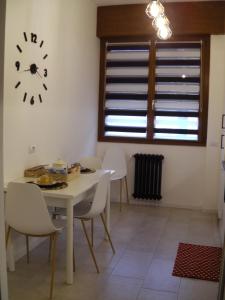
[133,154,164,200]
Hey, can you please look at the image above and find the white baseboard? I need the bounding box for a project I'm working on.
[111,197,217,214]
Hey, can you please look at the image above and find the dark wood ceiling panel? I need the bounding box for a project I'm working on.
[97,2,225,37]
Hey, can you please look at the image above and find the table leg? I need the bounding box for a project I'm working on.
[66,201,73,284]
[105,181,111,239]
[6,224,15,272]
[7,241,15,271]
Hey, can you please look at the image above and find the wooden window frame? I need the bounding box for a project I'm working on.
[98,35,210,146]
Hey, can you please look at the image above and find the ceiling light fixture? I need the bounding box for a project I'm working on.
[157,25,172,40]
[146,0,172,40]
[145,0,164,19]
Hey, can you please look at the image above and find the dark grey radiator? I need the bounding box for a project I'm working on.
[133,153,164,200]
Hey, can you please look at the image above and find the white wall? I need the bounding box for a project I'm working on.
[4,0,99,182]
[4,0,99,261]
[0,1,8,299]
[97,35,225,212]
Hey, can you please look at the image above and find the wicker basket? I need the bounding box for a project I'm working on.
[24,165,47,178]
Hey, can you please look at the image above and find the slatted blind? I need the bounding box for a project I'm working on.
[153,42,202,141]
[99,37,209,145]
[104,42,150,138]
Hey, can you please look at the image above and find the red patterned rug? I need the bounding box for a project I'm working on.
[172,243,222,282]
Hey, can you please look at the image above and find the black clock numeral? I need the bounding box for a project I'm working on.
[23,92,27,102]
[16,45,22,53]
[44,69,48,77]
[40,40,44,48]
[31,33,37,43]
[43,54,48,60]
[43,83,48,91]
[30,96,34,105]
[23,32,27,42]
[15,81,21,89]
[15,61,20,71]
[39,94,43,103]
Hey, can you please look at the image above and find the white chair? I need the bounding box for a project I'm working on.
[5,182,62,299]
[79,156,102,170]
[102,146,129,211]
[74,172,115,273]
[55,172,115,273]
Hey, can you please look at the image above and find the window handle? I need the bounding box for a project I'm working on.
[221,135,224,149]
[152,100,155,111]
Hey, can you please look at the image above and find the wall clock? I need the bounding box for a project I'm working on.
[14,32,48,105]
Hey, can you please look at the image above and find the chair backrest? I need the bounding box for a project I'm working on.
[79,156,102,170]
[102,146,127,179]
[5,182,57,236]
[85,172,110,218]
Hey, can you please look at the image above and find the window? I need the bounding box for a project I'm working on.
[98,36,210,146]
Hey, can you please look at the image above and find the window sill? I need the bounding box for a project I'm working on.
[98,136,206,147]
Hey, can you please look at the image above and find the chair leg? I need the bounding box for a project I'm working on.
[100,213,115,254]
[73,247,75,273]
[49,233,57,300]
[80,219,99,273]
[6,226,11,247]
[73,220,75,272]
[119,179,122,212]
[48,235,52,263]
[26,235,30,264]
[91,219,94,247]
[125,176,129,204]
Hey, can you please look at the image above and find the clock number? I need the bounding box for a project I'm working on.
[31,33,37,43]
[44,69,48,77]
[15,61,20,71]
[23,32,27,42]
[30,96,34,105]
[15,81,21,89]
[16,45,22,53]
[40,40,44,48]
[23,93,27,102]
[39,94,43,103]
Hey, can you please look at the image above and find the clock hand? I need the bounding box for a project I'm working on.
[36,70,42,78]
[23,64,39,74]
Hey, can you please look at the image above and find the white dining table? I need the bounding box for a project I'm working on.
[5,169,113,285]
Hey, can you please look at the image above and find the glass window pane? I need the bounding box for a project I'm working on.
[155,116,199,130]
[105,131,146,138]
[105,115,147,128]
[154,133,198,141]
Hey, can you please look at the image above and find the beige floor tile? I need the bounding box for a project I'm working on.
[153,239,180,260]
[97,275,143,300]
[160,221,189,241]
[126,231,161,252]
[7,203,221,300]
[112,250,153,279]
[178,278,218,300]
[138,289,178,300]
[143,258,180,293]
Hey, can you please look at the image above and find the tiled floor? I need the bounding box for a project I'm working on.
[8,204,221,300]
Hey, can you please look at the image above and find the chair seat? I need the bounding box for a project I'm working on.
[53,201,92,219]
[111,172,126,181]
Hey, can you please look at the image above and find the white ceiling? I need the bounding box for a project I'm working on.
[95,0,224,5]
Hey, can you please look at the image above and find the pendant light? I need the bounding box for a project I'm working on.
[146,0,172,40]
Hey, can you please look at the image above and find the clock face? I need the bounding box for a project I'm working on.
[14,32,48,105]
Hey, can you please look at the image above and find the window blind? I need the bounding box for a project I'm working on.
[153,42,202,141]
[104,42,150,138]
